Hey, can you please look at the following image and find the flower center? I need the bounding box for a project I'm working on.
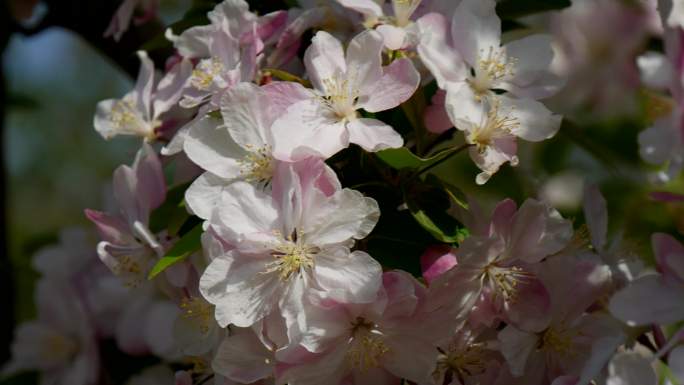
[238,145,275,184]
[112,255,148,288]
[191,57,224,91]
[540,327,577,357]
[347,317,390,371]
[467,46,516,101]
[438,342,488,381]
[265,231,318,281]
[321,76,359,121]
[109,100,158,140]
[483,264,532,303]
[180,297,214,334]
[467,100,519,152]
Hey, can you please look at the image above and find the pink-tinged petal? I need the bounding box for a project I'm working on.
[541,256,610,323]
[268,7,328,68]
[261,81,314,126]
[305,31,347,93]
[347,118,404,152]
[416,12,468,89]
[113,164,145,224]
[116,296,152,355]
[376,24,407,50]
[314,249,382,304]
[184,115,245,180]
[501,34,565,99]
[606,352,656,385]
[185,172,230,220]
[444,82,486,129]
[271,161,303,238]
[652,233,684,282]
[381,336,437,384]
[497,325,538,377]
[489,198,517,239]
[337,0,384,18]
[575,315,625,385]
[609,274,684,326]
[199,252,280,327]
[212,330,274,383]
[133,50,155,121]
[153,58,192,117]
[509,199,573,263]
[302,188,380,245]
[103,0,138,41]
[358,58,420,113]
[346,30,384,97]
[583,185,608,252]
[213,182,280,249]
[504,273,551,333]
[278,344,350,385]
[502,94,563,142]
[271,99,349,161]
[425,265,481,322]
[256,10,288,43]
[84,209,134,244]
[134,143,166,211]
[468,136,518,185]
[420,245,457,284]
[424,90,453,134]
[382,270,426,320]
[450,0,501,66]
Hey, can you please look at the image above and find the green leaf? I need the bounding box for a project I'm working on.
[496,0,571,19]
[148,224,203,280]
[262,68,312,87]
[0,372,38,385]
[404,176,466,243]
[149,182,191,234]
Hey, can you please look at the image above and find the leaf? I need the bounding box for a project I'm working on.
[376,147,452,171]
[148,224,203,280]
[496,0,571,19]
[149,182,191,234]
[262,68,312,87]
[404,175,467,243]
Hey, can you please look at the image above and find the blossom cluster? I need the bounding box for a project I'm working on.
[5,0,684,385]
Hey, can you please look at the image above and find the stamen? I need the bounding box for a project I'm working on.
[483,264,533,303]
[109,99,157,139]
[320,73,360,120]
[112,255,145,288]
[347,317,389,371]
[191,57,224,91]
[467,46,517,100]
[540,327,577,357]
[438,342,488,381]
[467,99,520,152]
[263,230,317,281]
[237,145,275,184]
[180,297,214,334]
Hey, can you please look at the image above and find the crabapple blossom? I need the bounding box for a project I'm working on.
[94,51,192,141]
[199,158,382,336]
[85,144,166,287]
[104,0,159,41]
[183,81,311,219]
[271,29,420,160]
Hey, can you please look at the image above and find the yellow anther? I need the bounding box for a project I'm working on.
[237,146,275,184]
[180,297,214,334]
[191,57,224,91]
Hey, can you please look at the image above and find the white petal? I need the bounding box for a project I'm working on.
[498,325,538,377]
[212,331,273,383]
[271,99,349,160]
[376,24,407,50]
[213,182,280,248]
[346,30,384,97]
[220,82,270,149]
[302,188,380,246]
[185,172,231,220]
[416,13,468,89]
[314,249,382,303]
[153,58,192,117]
[444,82,486,130]
[337,0,384,18]
[450,0,501,65]
[606,352,657,385]
[304,31,347,93]
[503,94,562,142]
[134,50,155,121]
[358,58,420,113]
[347,118,404,152]
[183,115,246,179]
[501,34,565,99]
[639,115,678,165]
[609,274,684,326]
[583,185,608,252]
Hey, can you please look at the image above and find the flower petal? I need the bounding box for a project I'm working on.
[305,31,347,93]
[609,274,684,326]
[502,94,562,142]
[450,0,501,65]
[183,115,246,179]
[358,58,420,113]
[314,249,382,304]
[347,118,404,152]
[501,34,565,99]
[346,29,384,97]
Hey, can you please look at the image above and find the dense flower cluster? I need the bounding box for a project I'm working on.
[6,0,684,384]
